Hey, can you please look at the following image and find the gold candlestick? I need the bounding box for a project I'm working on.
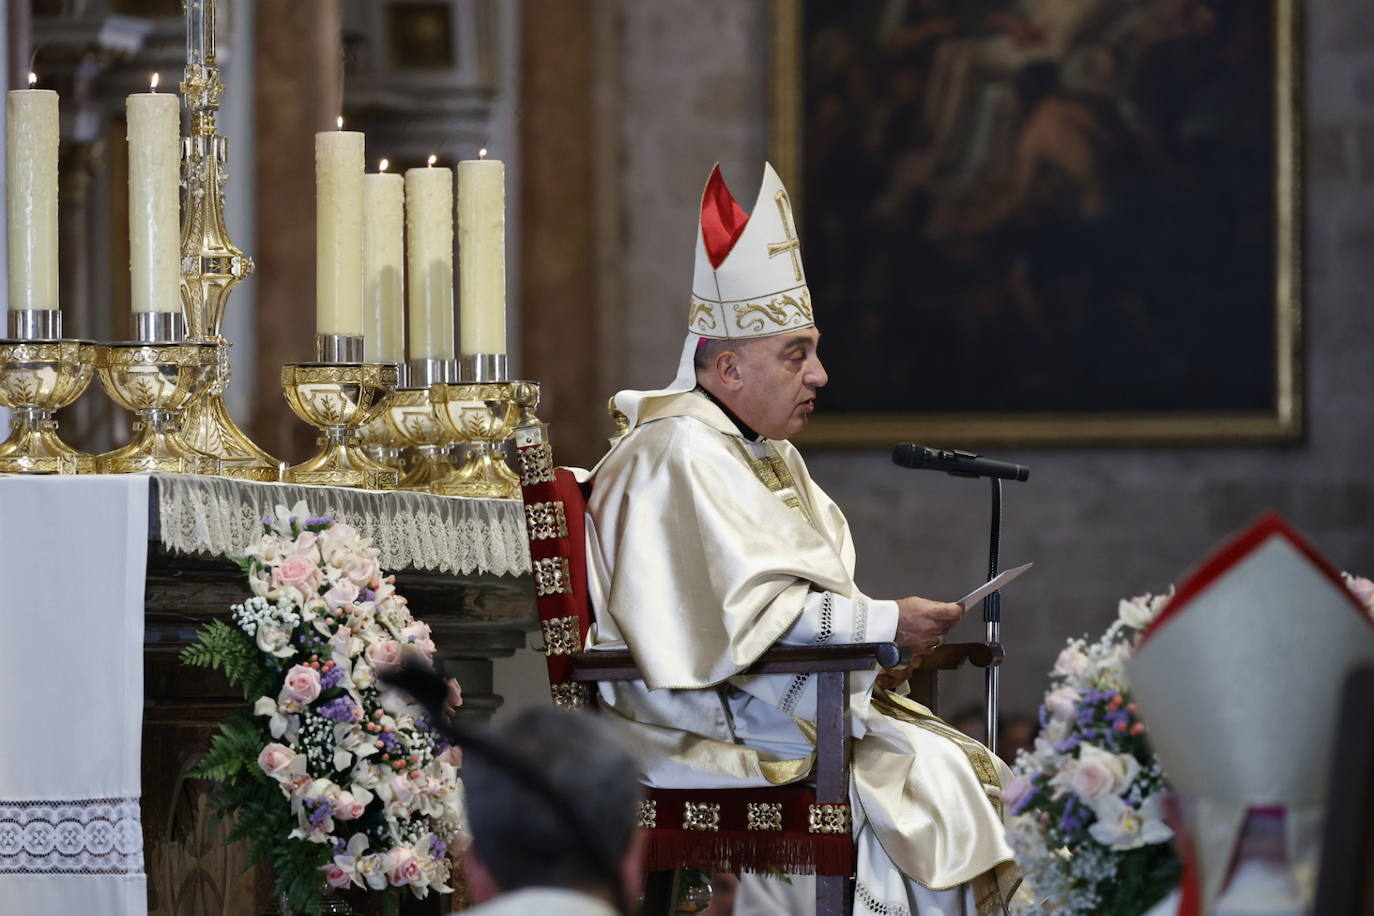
[96,342,221,474]
[281,362,400,489]
[0,339,98,474]
[383,386,456,491]
[429,381,520,499]
[177,0,280,480]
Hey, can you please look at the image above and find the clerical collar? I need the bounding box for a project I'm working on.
[695,386,761,441]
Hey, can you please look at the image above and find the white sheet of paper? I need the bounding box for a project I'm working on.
[957,562,1033,608]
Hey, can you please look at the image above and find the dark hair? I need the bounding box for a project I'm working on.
[463,707,643,893]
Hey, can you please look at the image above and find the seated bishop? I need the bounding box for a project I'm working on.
[582,162,1019,915]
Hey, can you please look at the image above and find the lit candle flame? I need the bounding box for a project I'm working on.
[379,158,390,173]
[426,154,437,167]
[336,115,344,130]
[27,72,36,88]
[150,73,160,92]
[478,148,488,160]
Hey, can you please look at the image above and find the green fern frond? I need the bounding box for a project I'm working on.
[180,619,274,700]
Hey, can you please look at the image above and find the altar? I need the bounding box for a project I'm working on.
[0,474,535,915]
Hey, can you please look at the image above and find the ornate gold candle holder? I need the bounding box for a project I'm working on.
[280,362,400,490]
[0,339,99,474]
[360,415,406,472]
[96,342,222,475]
[383,387,456,491]
[429,381,520,499]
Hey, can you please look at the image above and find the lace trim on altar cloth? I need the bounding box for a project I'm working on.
[0,797,144,875]
[153,474,530,576]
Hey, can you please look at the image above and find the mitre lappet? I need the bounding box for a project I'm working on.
[608,162,814,442]
[1127,513,1374,915]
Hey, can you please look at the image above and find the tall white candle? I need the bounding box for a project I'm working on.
[6,83,59,312]
[456,153,506,354]
[316,126,365,336]
[363,161,405,364]
[404,158,455,360]
[126,78,181,314]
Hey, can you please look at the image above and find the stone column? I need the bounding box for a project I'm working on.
[519,0,607,468]
[251,0,343,462]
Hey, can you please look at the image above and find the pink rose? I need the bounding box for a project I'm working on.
[401,622,436,657]
[365,640,402,672]
[323,863,352,889]
[292,531,319,556]
[324,578,361,611]
[274,554,321,596]
[344,554,379,586]
[387,847,424,887]
[281,665,323,705]
[258,743,297,781]
[1070,744,1140,801]
[1044,686,1081,721]
[1003,773,1033,812]
[437,745,463,768]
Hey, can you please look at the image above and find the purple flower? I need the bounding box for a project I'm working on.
[306,797,331,826]
[321,665,346,690]
[429,835,447,860]
[305,516,334,530]
[318,695,360,722]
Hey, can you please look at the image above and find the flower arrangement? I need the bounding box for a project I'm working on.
[1005,592,1179,916]
[181,502,467,915]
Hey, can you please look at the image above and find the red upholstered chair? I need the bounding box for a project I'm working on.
[513,422,1001,915]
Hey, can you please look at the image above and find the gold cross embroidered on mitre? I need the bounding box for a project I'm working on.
[766,189,804,282]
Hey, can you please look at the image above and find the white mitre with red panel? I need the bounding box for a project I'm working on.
[605,163,815,444]
[688,162,814,341]
[1127,513,1374,915]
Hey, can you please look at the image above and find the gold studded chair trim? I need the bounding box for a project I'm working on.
[517,442,555,485]
[683,802,721,832]
[526,500,569,540]
[542,615,582,656]
[549,681,591,710]
[808,803,851,835]
[747,802,784,831]
[532,556,572,596]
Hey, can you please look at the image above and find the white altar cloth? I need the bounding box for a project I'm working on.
[0,475,149,916]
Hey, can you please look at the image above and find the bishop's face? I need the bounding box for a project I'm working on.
[732,327,829,440]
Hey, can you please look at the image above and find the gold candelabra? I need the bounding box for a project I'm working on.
[281,360,400,489]
[430,381,521,499]
[176,0,280,480]
[0,338,98,474]
[96,342,221,474]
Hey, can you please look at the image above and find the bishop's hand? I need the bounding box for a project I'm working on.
[893,595,965,657]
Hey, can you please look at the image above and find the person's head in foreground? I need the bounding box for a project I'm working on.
[461,707,645,910]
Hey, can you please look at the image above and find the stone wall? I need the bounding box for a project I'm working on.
[499,0,1374,720]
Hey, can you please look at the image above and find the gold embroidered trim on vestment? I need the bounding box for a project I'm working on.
[541,615,580,655]
[517,443,555,485]
[526,501,569,540]
[746,802,783,831]
[636,800,657,829]
[683,801,720,832]
[533,557,572,597]
[733,290,813,334]
[549,682,590,710]
[730,439,817,529]
[808,803,850,834]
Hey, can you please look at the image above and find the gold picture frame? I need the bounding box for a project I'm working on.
[771,0,1302,448]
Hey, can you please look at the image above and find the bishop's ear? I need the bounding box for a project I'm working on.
[713,348,746,392]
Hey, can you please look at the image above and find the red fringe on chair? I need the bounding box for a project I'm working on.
[643,830,853,876]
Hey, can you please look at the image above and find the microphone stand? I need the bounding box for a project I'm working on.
[984,478,1002,757]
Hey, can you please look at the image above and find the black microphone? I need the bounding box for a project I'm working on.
[892,442,1030,482]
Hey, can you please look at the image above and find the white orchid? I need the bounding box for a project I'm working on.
[1087,794,1173,850]
[253,695,296,741]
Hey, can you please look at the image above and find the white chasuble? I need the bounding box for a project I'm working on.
[584,390,1018,914]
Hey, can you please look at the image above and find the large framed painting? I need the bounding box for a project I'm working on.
[770,0,1301,446]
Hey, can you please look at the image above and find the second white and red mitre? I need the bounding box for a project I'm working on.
[1127,513,1374,914]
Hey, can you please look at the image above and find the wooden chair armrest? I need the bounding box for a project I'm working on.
[572,641,908,683]
[919,641,1004,671]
